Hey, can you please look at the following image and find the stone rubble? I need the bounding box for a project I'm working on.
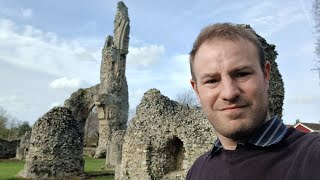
[18,107,84,179]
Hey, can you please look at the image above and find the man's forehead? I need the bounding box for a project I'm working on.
[195,40,260,76]
[199,63,254,77]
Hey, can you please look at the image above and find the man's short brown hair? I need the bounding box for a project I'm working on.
[189,23,266,81]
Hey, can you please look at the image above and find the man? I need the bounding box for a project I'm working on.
[187,23,320,180]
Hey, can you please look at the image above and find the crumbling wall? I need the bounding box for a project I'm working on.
[64,85,99,139]
[95,1,129,161]
[15,131,31,160]
[117,89,215,180]
[18,107,84,179]
[83,147,96,157]
[61,2,130,163]
[239,24,284,117]
[0,139,20,159]
[107,130,126,166]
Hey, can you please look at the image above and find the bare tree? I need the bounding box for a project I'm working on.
[7,118,17,140]
[0,106,9,139]
[0,106,32,140]
[313,0,320,79]
[175,89,199,107]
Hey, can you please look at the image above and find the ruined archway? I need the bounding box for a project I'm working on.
[64,85,99,141]
[163,136,185,173]
[63,2,129,164]
[84,106,99,148]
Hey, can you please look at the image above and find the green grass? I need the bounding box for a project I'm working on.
[0,157,114,180]
[0,159,25,180]
[83,156,106,172]
[83,157,114,180]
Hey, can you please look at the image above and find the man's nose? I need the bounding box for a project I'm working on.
[220,77,240,101]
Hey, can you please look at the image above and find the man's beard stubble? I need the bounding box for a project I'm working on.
[212,96,268,142]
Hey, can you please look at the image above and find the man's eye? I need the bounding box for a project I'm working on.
[237,72,251,77]
[206,79,218,84]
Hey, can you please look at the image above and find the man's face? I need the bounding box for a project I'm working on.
[191,38,270,141]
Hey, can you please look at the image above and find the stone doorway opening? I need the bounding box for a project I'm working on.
[84,106,99,148]
[163,136,185,174]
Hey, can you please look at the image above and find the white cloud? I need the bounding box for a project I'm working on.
[20,8,33,18]
[126,53,192,107]
[243,1,305,36]
[127,45,165,68]
[49,77,85,89]
[0,18,101,83]
[170,54,191,88]
[128,88,147,107]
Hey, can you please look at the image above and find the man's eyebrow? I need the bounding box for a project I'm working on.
[232,65,253,72]
[200,73,219,79]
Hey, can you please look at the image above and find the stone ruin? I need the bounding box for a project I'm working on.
[15,131,31,160]
[64,85,99,149]
[116,89,214,180]
[19,107,84,179]
[245,24,285,118]
[64,1,129,166]
[0,138,20,159]
[15,2,285,180]
[95,0,129,161]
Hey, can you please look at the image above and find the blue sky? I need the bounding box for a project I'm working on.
[0,0,319,125]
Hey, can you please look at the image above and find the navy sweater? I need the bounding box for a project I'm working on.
[187,128,320,180]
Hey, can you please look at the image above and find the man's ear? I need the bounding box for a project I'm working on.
[190,79,200,99]
[264,61,271,86]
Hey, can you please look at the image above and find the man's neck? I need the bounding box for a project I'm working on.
[217,113,271,150]
[217,134,238,150]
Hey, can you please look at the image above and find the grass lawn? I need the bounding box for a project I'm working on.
[0,157,114,180]
[83,156,114,180]
[0,159,25,180]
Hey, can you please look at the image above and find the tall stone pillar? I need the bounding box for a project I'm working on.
[94,1,129,164]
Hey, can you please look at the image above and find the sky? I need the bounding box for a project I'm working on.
[0,0,319,126]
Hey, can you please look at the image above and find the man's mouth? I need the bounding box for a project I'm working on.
[220,105,248,111]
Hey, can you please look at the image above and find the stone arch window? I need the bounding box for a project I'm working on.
[163,136,185,173]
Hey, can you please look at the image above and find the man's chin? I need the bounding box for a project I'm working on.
[219,123,258,141]
[226,129,254,141]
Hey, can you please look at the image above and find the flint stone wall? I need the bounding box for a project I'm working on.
[117,89,215,180]
[107,130,126,166]
[64,85,99,138]
[19,107,84,179]
[83,147,96,157]
[15,131,31,160]
[239,24,284,117]
[0,139,20,159]
[95,1,129,159]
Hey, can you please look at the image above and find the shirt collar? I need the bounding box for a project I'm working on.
[206,116,288,158]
